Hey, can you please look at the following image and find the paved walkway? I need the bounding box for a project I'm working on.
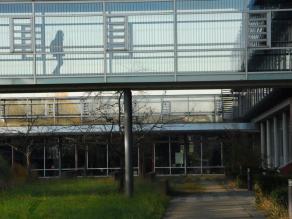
[164,178,265,219]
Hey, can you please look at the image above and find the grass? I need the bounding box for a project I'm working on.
[0,177,169,219]
[163,176,205,195]
[254,183,288,219]
[256,195,288,219]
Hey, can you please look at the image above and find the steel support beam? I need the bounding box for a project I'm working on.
[58,137,62,177]
[273,116,279,168]
[260,122,265,168]
[283,112,289,165]
[124,89,133,197]
[266,120,272,168]
[11,145,14,167]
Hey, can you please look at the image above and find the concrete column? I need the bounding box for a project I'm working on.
[273,116,279,168]
[260,122,266,168]
[283,112,289,165]
[124,89,133,197]
[266,120,272,168]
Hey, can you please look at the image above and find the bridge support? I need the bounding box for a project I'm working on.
[273,116,279,168]
[283,112,289,165]
[260,122,265,168]
[266,120,272,168]
[124,89,133,197]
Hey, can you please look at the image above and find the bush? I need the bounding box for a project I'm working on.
[254,174,289,218]
[254,174,289,195]
[270,187,288,207]
[0,155,11,188]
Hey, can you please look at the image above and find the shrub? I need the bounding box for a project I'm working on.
[0,155,11,188]
[270,187,288,207]
[254,174,289,218]
[254,174,289,195]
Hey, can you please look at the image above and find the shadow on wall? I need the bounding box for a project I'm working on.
[50,30,64,75]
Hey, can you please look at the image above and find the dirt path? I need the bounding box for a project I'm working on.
[164,176,265,219]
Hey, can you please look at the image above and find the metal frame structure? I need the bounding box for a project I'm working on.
[2,133,225,177]
[0,0,291,88]
[0,94,223,125]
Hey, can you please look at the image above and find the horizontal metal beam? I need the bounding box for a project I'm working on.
[0,79,291,93]
[0,122,257,135]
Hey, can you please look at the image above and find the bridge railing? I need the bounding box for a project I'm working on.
[0,0,290,85]
[0,94,223,126]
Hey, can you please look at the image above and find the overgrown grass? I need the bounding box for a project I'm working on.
[164,176,205,195]
[254,183,288,219]
[0,177,169,219]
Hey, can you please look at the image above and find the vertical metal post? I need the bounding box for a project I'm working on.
[103,2,107,83]
[153,143,156,172]
[41,11,46,75]
[124,89,133,197]
[75,144,78,171]
[137,146,140,176]
[43,139,46,177]
[289,179,292,219]
[58,137,62,177]
[11,146,14,167]
[266,120,272,168]
[214,96,217,122]
[289,103,292,162]
[283,112,289,165]
[86,145,89,169]
[247,168,252,191]
[168,136,172,175]
[106,143,109,176]
[220,142,224,167]
[173,0,178,81]
[244,0,249,80]
[260,122,266,168]
[32,2,37,84]
[200,136,203,174]
[184,140,187,176]
[273,116,279,168]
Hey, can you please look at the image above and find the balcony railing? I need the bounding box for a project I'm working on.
[0,94,223,126]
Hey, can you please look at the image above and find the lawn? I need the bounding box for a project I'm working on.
[0,178,169,219]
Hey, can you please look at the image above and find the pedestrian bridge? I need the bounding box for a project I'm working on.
[0,0,292,91]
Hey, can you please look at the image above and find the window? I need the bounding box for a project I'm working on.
[106,16,129,51]
[10,17,33,53]
[248,12,271,48]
